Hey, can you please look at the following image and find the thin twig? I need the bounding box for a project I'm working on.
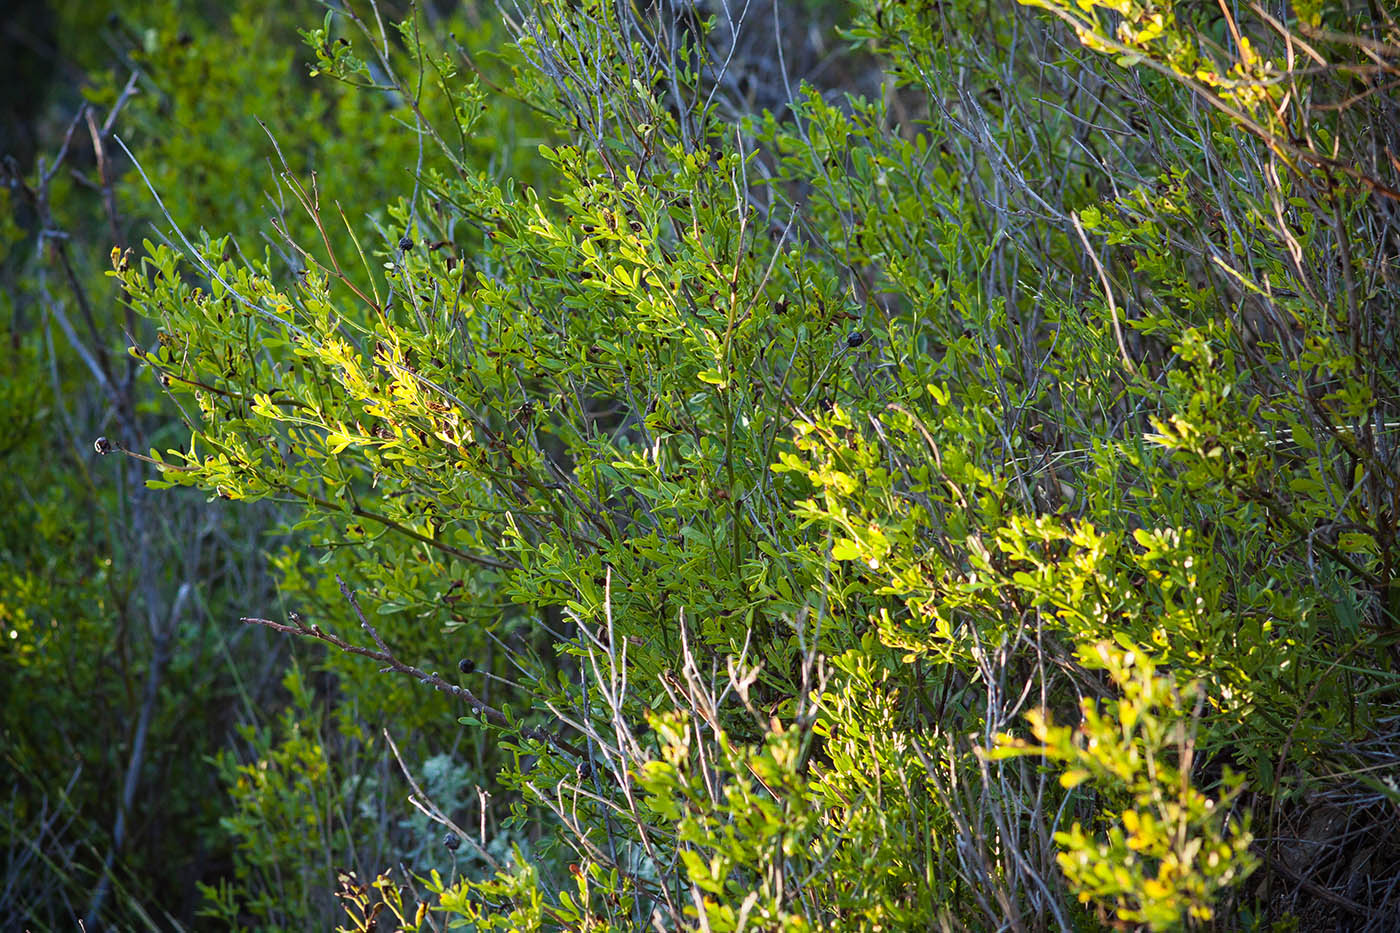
[382,728,502,871]
[239,579,584,758]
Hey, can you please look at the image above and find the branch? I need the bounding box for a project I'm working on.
[239,579,584,759]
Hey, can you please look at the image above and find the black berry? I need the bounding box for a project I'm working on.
[457,658,475,674]
[846,330,865,348]
[443,832,461,850]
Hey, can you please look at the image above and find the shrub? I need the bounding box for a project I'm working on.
[92,0,1400,929]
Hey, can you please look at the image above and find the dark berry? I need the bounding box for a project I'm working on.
[443,832,461,850]
[398,234,414,251]
[457,658,475,674]
[94,437,113,455]
[846,330,865,348]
